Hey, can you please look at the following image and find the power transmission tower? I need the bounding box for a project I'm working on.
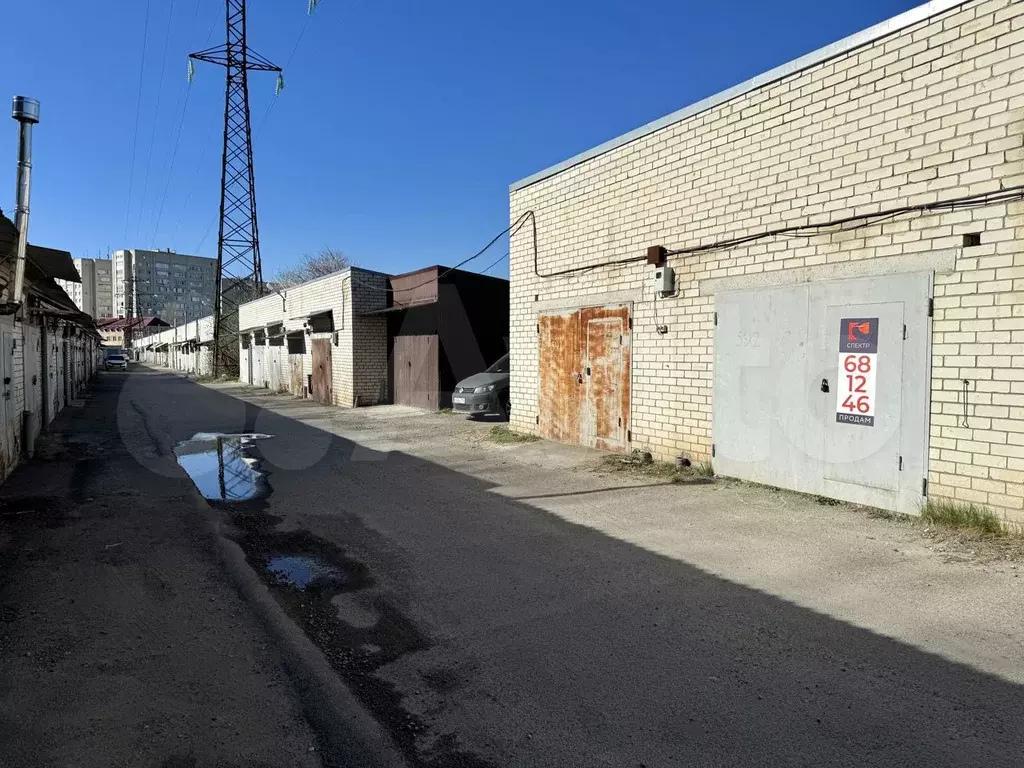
[190,0,280,377]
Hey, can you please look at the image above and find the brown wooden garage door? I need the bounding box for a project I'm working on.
[394,334,439,411]
[539,305,631,452]
[311,338,333,404]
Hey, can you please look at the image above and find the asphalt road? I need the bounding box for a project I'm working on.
[0,370,321,768]
[5,366,1024,767]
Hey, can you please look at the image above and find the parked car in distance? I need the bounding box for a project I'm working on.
[452,353,510,420]
[104,354,128,372]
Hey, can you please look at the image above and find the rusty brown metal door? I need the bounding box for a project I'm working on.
[290,355,304,396]
[393,334,439,411]
[311,339,333,404]
[539,306,631,451]
[539,311,583,445]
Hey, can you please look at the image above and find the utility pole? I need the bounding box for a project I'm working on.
[190,0,280,377]
[123,267,134,352]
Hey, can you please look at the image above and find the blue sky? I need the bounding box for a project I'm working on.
[3,0,920,279]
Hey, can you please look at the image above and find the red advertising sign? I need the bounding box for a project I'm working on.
[836,317,878,427]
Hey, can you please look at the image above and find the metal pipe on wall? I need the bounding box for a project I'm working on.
[11,96,39,308]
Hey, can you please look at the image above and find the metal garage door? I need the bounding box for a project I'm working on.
[394,334,439,411]
[713,273,930,514]
[539,305,631,452]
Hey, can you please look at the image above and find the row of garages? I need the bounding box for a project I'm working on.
[136,316,215,376]
[506,0,1024,520]
[236,265,509,410]
[140,263,510,412]
[152,0,1023,522]
[0,214,102,483]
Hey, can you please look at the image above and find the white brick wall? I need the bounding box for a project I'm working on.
[509,0,1024,521]
[235,268,389,406]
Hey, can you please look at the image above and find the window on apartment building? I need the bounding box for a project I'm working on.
[155,261,168,269]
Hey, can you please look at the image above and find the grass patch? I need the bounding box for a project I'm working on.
[598,452,715,485]
[487,426,540,444]
[920,500,1008,537]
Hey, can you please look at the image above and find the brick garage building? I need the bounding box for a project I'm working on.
[371,266,510,412]
[509,0,1024,519]
[238,267,390,406]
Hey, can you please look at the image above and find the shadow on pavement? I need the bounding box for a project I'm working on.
[6,367,1023,768]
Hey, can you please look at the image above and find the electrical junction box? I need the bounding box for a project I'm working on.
[652,266,675,295]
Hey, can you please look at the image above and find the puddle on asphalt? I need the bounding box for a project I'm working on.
[174,433,272,501]
[229,517,494,767]
[266,554,344,589]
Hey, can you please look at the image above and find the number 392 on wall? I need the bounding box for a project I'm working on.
[836,317,879,427]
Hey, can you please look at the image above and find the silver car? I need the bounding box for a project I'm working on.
[104,354,128,372]
[452,353,510,420]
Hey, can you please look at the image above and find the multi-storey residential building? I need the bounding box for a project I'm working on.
[94,259,113,317]
[55,257,113,319]
[112,249,217,323]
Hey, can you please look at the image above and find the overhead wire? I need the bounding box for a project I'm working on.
[253,11,312,140]
[526,185,1024,278]
[149,0,205,246]
[348,211,533,296]
[480,251,510,276]
[123,0,153,243]
[253,0,355,141]
[135,0,178,242]
[169,12,221,251]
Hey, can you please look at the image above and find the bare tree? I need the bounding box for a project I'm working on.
[272,248,350,287]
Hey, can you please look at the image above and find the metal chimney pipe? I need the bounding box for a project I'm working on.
[11,96,40,308]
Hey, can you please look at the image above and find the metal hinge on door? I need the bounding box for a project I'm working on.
[898,455,903,471]
[618,417,622,427]
[711,443,716,457]
[927,297,934,317]
[922,478,929,496]
[714,311,718,327]
[902,324,907,340]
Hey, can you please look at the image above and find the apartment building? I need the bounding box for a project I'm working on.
[112,249,217,322]
[55,257,113,319]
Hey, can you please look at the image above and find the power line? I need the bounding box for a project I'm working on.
[253,0,335,140]
[149,87,193,245]
[123,0,153,243]
[480,251,509,276]
[527,185,1024,278]
[135,0,178,242]
[168,14,221,251]
[350,212,532,296]
[149,0,205,246]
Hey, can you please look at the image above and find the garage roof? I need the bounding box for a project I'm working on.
[510,0,967,192]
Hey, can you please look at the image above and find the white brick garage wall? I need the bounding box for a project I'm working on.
[509,0,1024,521]
[238,267,389,406]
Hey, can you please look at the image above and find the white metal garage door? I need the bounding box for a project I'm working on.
[713,272,931,514]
